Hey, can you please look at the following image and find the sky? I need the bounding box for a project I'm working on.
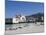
[5,0,44,18]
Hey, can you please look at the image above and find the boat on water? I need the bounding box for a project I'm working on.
[12,14,26,23]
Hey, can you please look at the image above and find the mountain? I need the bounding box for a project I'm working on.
[26,13,44,18]
[31,13,44,17]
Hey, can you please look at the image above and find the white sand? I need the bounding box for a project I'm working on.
[5,23,44,35]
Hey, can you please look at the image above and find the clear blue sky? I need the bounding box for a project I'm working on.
[5,0,44,18]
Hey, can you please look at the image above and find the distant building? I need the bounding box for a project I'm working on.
[26,13,44,22]
[5,18,12,24]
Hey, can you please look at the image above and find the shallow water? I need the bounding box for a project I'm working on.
[5,23,32,30]
[5,22,44,30]
[5,22,44,35]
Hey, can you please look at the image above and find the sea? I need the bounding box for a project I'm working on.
[5,23,32,30]
[5,22,44,30]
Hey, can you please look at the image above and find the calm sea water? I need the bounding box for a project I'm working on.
[5,23,32,30]
[5,22,44,30]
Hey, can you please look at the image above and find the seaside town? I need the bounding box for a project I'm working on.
[5,13,44,28]
[5,13,44,24]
